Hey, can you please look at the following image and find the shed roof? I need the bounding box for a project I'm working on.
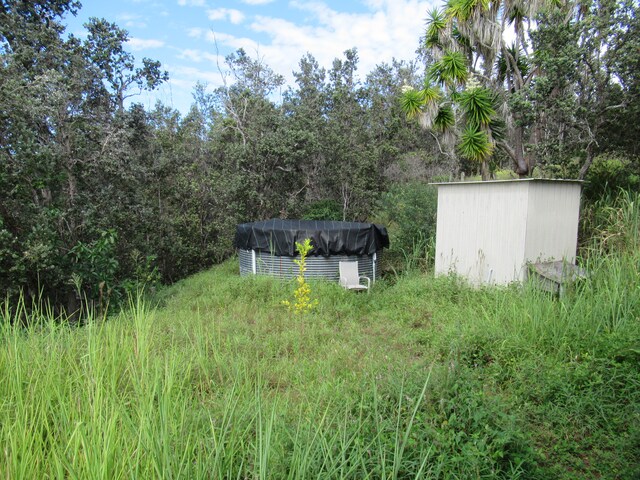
[430,178,583,186]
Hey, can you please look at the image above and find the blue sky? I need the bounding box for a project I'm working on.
[65,0,437,113]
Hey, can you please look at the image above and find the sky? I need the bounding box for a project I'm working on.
[64,0,437,114]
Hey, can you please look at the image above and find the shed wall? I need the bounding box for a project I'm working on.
[435,182,528,285]
[524,182,581,264]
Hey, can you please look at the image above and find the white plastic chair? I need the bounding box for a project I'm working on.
[339,261,371,292]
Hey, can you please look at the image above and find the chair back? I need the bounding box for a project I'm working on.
[339,261,359,286]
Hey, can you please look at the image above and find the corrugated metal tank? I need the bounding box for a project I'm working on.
[235,219,388,282]
[238,249,380,280]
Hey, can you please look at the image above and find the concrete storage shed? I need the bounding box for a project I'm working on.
[433,179,582,285]
[235,219,389,281]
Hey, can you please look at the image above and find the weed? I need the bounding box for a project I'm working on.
[282,238,319,314]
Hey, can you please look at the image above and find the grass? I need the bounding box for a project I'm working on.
[1,196,639,478]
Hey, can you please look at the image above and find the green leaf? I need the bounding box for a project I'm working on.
[496,44,530,85]
[488,116,506,142]
[421,85,442,103]
[425,8,446,48]
[400,88,426,119]
[446,0,490,21]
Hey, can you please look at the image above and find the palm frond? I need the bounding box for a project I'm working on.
[429,51,468,87]
[422,85,442,103]
[458,125,494,162]
[496,43,530,85]
[433,105,456,131]
[488,116,506,142]
[505,0,527,26]
[458,87,495,128]
[446,0,490,21]
[400,88,426,119]
[445,0,463,19]
[425,8,446,48]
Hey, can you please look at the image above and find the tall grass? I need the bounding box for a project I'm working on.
[0,193,638,478]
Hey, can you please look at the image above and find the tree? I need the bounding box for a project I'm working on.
[284,51,433,219]
[530,0,640,179]
[313,49,379,220]
[83,18,168,112]
[403,0,639,180]
[600,0,640,159]
[211,49,309,219]
[0,0,167,312]
[401,0,545,178]
[283,53,328,209]
[363,59,440,183]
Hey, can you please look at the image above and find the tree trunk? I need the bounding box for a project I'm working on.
[513,124,529,177]
[578,145,595,180]
[341,183,350,221]
[66,291,80,324]
[481,160,490,181]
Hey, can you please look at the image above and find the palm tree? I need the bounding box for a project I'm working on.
[402,0,553,178]
[401,57,498,179]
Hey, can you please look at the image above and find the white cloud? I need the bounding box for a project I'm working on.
[118,13,139,21]
[178,49,223,64]
[117,13,147,29]
[168,65,225,86]
[362,0,386,8]
[205,31,256,51]
[148,0,435,113]
[205,0,433,85]
[241,0,275,4]
[127,38,165,51]
[187,27,205,38]
[177,0,206,6]
[207,8,246,24]
[126,20,148,28]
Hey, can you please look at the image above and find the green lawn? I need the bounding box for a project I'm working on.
[1,245,639,478]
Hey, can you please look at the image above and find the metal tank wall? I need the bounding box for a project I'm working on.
[238,249,381,281]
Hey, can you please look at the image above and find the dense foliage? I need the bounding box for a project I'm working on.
[1,2,639,474]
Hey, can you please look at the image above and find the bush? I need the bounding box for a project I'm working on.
[583,153,640,201]
[372,182,438,273]
[301,199,343,220]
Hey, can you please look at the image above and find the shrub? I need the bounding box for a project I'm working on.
[373,182,438,273]
[302,200,343,220]
[281,238,318,314]
[583,153,640,201]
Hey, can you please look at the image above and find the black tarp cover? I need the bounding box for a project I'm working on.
[235,219,389,256]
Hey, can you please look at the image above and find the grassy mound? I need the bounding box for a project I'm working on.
[1,196,639,479]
